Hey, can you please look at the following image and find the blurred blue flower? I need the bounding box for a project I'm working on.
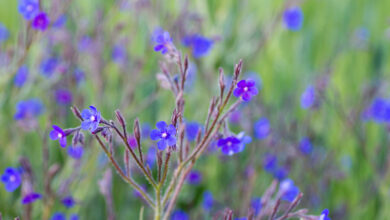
[32,12,50,31]
[283,6,303,31]
[61,196,75,208]
[186,170,202,185]
[273,167,288,180]
[73,68,85,84]
[53,14,67,28]
[229,110,242,124]
[301,85,315,109]
[111,44,127,64]
[14,98,44,120]
[251,197,262,215]
[146,146,156,167]
[50,212,66,220]
[171,210,189,220]
[142,123,152,139]
[233,79,258,101]
[81,106,101,132]
[18,0,40,20]
[235,218,247,220]
[67,145,84,160]
[78,36,93,52]
[183,34,213,58]
[263,154,277,173]
[50,125,67,148]
[299,137,312,155]
[14,65,29,87]
[40,57,59,77]
[280,179,299,202]
[186,121,201,142]
[150,121,176,150]
[69,214,79,220]
[0,23,9,43]
[55,89,73,105]
[1,167,22,192]
[217,136,242,156]
[254,117,271,139]
[202,191,213,211]
[22,192,42,204]
[237,132,252,153]
[320,209,331,220]
[152,27,174,54]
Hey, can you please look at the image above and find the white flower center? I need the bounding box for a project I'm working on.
[90,116,95,121]
[27,5,33,11]
[244,87,249,92]
[9,175,15,182]
[58,133,63,138]
[161,132,167,138]
[227,141,232,146]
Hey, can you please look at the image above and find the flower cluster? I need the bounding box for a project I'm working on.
[18,0,50,31]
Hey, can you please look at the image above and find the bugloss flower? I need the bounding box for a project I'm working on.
[81,106,101,132]
[170,210,189,220]
[14,65,29,87]
[150,121,176,150]
[301,85,316,109]
[111,44,127,63]
[186,121,201,142]
[299,137,313,155]
[217,136,243,156]
[273,167,288,180]
[40,57,59,77]
[18,0,40,20]
[22,192,42,204]
[1,167,22,192]
[14,98,44,120]
[32,12,50,31]
[152,27,174,54]
[251,197,262,215]
[279,179,299,202]
[50,125,67,147]
[233,79,258,101]
[263,154,277,173]
[67,145,84,160]
[69,214,79,220]
[182,34,213,58]
[320,209,331,220]
[61,196,75,208]
[202,191,213,211]
[254,117,271,139]
[0,22,9,43]
[283,6,303,31]
[364,98,390,123]
[146,146,157,167]
[50,212,66,220]
[55,89,73,105]
[186,170,202,185]
[73,68,85,84]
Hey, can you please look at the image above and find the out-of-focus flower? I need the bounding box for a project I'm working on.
[273,167,288,180]
[1,167,22,192]
[279,179,299,202]
[67,145,84,159]
[69,214,79,220]
[142,123,152,139]
[254,117,271,139]
[50,125,67,148]
[81,106,101,132]
[364,98,390,123]
[22,192,42,204]
[229,110,242,124]
[301,85,316,109]
[50,212,66,220]
[299,137,313,155]
[55,89,73,105]
[320,209,331,220]
[202,191,213,211]
[237,132,252,153]
[32,12,50,31]
[61,196,75,208]
[78,36,93,52]
[186,170,202,185]
[111,44,127,64]
[18,0,40,20]
[233,79,258,101]
[0,23,9,43]
[186,121,201,142]
[40,57,59,77]
[53,14,67,28]
[217,136,242,156]
[251,197,262,215]
[73,68,85,84]
[14,65,29,87]
[170,210,189,220]
[235,218,247,220]
[152,27,174,54]
[263,154,277,173]
[128,135,138,149]
[146,146,157,167]
[150,121,176,150]
[14,99,44,120]
[283,6,303,31]
[182,34,213,58]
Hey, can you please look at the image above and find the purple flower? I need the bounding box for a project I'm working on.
[186,121,201,142]
[251,197,262,215]
[50,125,67,148]
[279,179,299,202]
[67,145,84,159]
[146,146,157,167]
[366,98,390,123]
[254,117,271,139]
[202,191,213,211]
[69,214,79,220]
[233,79,258,101]
[301,85,315,109]
[128,135,138,149]
[40,57,59,77]
[150,121,176,150]
[229,110,241,124]
[0,22,9,43]
[217,136,242,156]
[187,170,202,185]
[1,167,22,192]
[50,212,66,220]
[320,209,331,220]
[299,137,312,155]
[182,34,213,58]
[170,210,189,220]
[235,218,247,220]
[14,65,29,87]
[55,89,73,105]
[111,44,127,63]
[32,12,50,31]
[73,68,85,84]
[78,36,93,51]
[18,0,40,20]
[152,28,174,54]
[283,6,303,31]
[81,106,101,132]
[263,154,277,173]
[273,167,288,180]
[61,196,75,208]
[237,132,252,152]
[22,192,42,204]
[53,14,67,28]
[14,99,44,120]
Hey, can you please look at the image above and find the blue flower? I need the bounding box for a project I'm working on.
[301,85,315,109]
[0,23,9,43]
[254,117,271,139]
[142,123,152,139]
[69,214,79,220]
[237,132,252,153]
[263,154,277,173]
[273,167,288,180]
[170,210,189,220]
[40,57,59,77]
[55,89,73,105]
[283,6,303,31]
[81,106,101,132]
[299,137,312,155]
[217,136,242,156]
[50,125,67,148]
[251,197,262,215]
[61,196,75,208]
[280,179,299,202]
[152,27,174,54]
[14,98,44,120]
[14,65,29,87]
[186,170,202,185]
[111,44,127,63]
[202,191,213,211]
[186,121,201,142]
[367,98,390,123]
[18,0,40,20]
[233,79,258,101]
[150,121,176,150]
[53,14,67,28]
[73,68,85,84]
[320,209,331,220]
[146,146,156,167]
[67,145,84,160]
[50,212,66,220]
[22,192,42,204]
[235,218,247,220]
[183,34,213,58]
[1,167,22,192]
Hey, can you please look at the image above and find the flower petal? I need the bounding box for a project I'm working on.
[242,93,251,101]
[81,121,92,130]
[167,124,176,136]
[237,80,246,88]
[59,137,67,148]
[156,121,167,130]
[150,129,161,140]
[81,109,92,120]
[166,135,176,146]
[233,88,243,98]
[157,140,167,150]
[49,130,59,140]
